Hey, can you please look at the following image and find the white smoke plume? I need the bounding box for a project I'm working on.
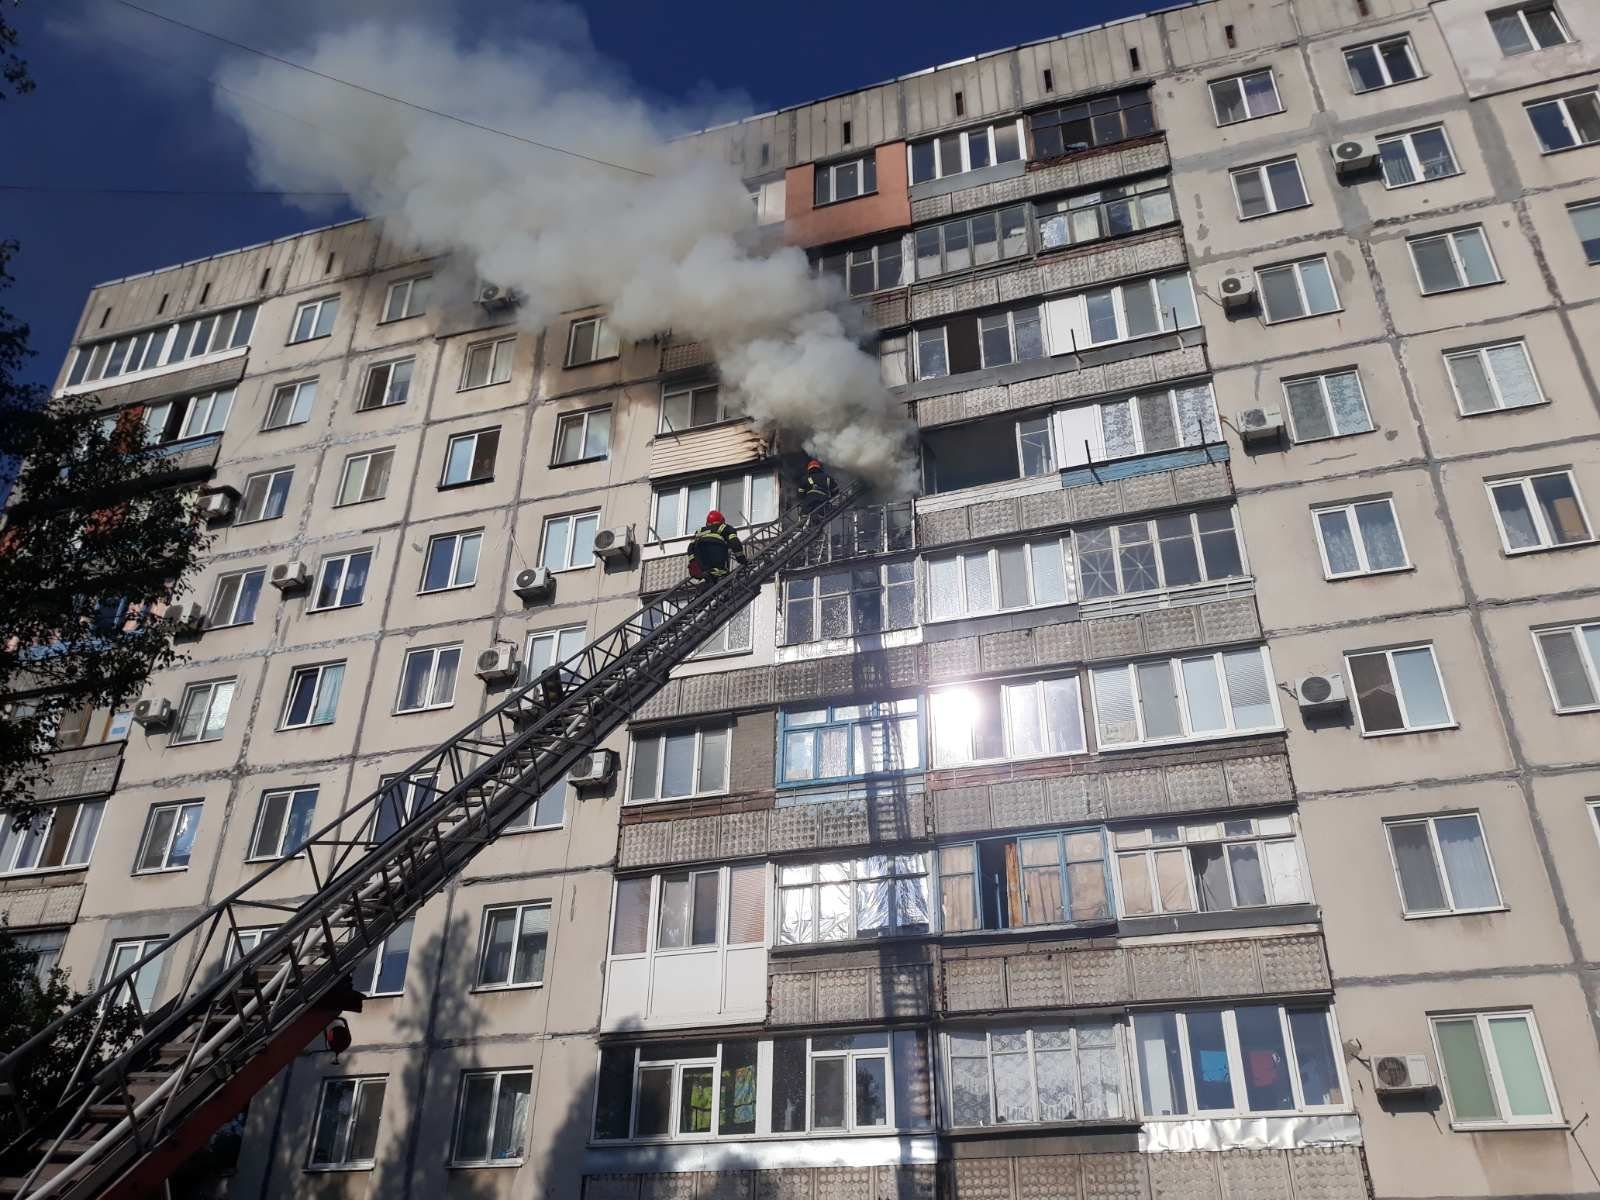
[211,17,916,489]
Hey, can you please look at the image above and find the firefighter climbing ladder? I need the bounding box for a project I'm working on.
[0,482,865,1200]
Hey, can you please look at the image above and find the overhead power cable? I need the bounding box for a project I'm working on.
[109,0,657,178]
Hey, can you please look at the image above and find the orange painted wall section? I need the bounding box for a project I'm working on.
[783,143,911,249]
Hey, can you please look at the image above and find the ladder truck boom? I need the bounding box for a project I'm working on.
[0,482,866,1200]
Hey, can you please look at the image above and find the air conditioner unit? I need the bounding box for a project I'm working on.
[570,749,617,788]
[1236,407,1285,446]
[512,566,554,601]
[1373,1053,1435,1094]
[1219,270,1257,312]
[592,526,635,564]
[199,489,237,523]
[163,602,206,633]
[475,645,518,683]
[270,561,310,592]
[476,282,519,311]
[1331,136,1379,175]
[1295,672,1349,715]
[133,698,174,730]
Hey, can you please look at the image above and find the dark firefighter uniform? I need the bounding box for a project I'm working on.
[799,459,837,514]
[688,510,747,580]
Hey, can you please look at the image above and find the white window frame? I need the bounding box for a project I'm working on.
[381,274,430,323]
[289,296,339,344]
[929,675,1087,767]
[925,537,1074,623]
[419,530,482,593]
[1072,508,1247,602]
[225,925,278,966]
[1207,69,1283,126]
[1112,813,1310,918]
[1571,200,1600,264]
[650,472,776,542]
[1229,157,1309,219]
[357,356,414,410]
[133,800,202,874]
[1256,257,1341,323]
[460,336,516,389]
[1344,644,1457,736]
[263,378,317,430]
[307,1076,387,1170]
[1429,1010,1562,1129]
[1092,383,1222,460]
[553,406,613,465]
[945,1022,1130,1127]
[449,1069,533,1166]
[1490,3,1571,55]
[523,625,587,683]
[777,854,930,945]
[977,305,1045,368]
[1311,499,1411,579]
[1344,35,1422,93]
[175,389,234,441]
[0,800,104,876]
[540,510,600,571]
[907,119,1025,183]
[355,918,414,996]
[1383,812,1506,917]
[308,549,371,613]
[626,725,731,804]
[566,315,621,366]
[1091,647,1283,749]
[236,468,293,524]
[208,569,265,628]
[783,562,918,642]
[689,603,755,659]
[1134,1006,1348,1119]
[1281,369,1373,443]
[1444,341,1546,415]
[1377,125,1461,189]
[1485,470,1594,554]
[171,679,236,745]
[103,937,165,1013]
[473,901,551,991]
[803,1035,897,1133]
[394,645,461,714]
[335,449,393,507]
[440,427,499,488]
[1407,227,1502,295]
[1080,273,1201,348]
[1531,621,1600,713]
[247,786,319,861]
[659,382,732,433]
[1526,90,1600,153]
[279,663,345,730]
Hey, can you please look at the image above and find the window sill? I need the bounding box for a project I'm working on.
[394,705,457,716]
[1458,400,1549,418]
[1143,1107,1353,1122]
[1238,202,1313,222]
[1419,279,1505,298]
[1553,704,1600,715]
[206,620,256,630]
[132,866,190,877]
[1323,565,1415,582]
[168,737,226,748]
[231,516,287,528]
[418,583,477,596]
[304,1164,375,1174]
[438,478,494,491]
[1401,906,1509,920]
[550,455,610,469]
[1262,308,1345,327]
[811,189,879,210]
[931,746,1086,771]
[332,497,385,509]
[1098,726,1285,753]
[277,723,337,733]
[1351,76,1427,96]
[1448,1120,1567,1133]
[1358,722,1460,739]
[1215,110,1286,129]
[457,379,511,393]
[448,1161,525,1170]
[548,563,596,575]
[356,401,407,413]
[566,354,620,369]
[306,603,364,614]
[1382,171,1464,191]
[623,793,731,807]
[362,989,404,999]
[376,313,425,326]
[0,864,91,882]
[1501,538,1596,557]
[651,416,749,440]
[286,334,334,346]
[470,981,545,995]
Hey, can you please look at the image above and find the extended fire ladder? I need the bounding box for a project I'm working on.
[0,482,864,1200]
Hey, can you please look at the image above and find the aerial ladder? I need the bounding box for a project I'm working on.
[0,481,866,1200]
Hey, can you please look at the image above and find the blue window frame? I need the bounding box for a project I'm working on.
[777,699,922,788]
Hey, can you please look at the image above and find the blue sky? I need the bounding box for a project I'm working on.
[4,0,1152,386]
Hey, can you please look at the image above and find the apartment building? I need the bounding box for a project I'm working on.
[12,0,1600,1197]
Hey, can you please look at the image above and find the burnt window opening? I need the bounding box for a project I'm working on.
[1129,47,1142,71]
[1029,85,1156,159]
[921,412,1046,494]
[954,91,966,117]
[1043,68,1055,92]
[1224,24,1237,47]
[842,119,853,145]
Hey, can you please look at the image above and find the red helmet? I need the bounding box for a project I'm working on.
[807,459,822,470]
[706,510,724,525]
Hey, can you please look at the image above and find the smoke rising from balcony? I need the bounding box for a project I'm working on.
[212,19,916,489]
